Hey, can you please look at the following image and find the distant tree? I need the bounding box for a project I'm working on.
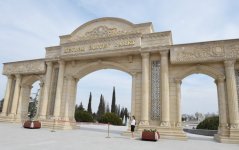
[0,98,4,112]
[120,107,125,120]
[98,113,122,125]
[196,116,219,130]
[124,108,129,124]
[97,94,106,119]
[78,102,85,111]
[102,96,106,113]
[106,103,110,113]
[111,86,116,114]
[87,92,92,114]
[117,104,121,116]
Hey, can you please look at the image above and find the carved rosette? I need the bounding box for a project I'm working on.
[230,123,239,129]
[160,121,170,127]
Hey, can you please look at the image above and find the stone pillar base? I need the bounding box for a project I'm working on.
[215,127,239,144]
[123,125,187,140]
[160,121,171,127]
[139,120,149,126]
[8,113,16,119]
[38,115,47,120]
[0,112,7,117]
[40,119,78,130]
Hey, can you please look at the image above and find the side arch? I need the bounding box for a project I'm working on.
[175,65,225,80]
[21,75,44,86]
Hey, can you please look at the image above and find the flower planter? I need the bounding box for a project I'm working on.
[142,131,160,141]
[23,120,41,129]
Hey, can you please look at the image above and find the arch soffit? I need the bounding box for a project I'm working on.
[176,65,225,81]
[72,61,132,80]
[21,75,43,86]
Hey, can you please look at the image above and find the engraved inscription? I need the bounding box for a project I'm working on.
[63,39,136,54]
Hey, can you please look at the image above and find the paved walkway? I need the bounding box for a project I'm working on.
[0,122,238,150]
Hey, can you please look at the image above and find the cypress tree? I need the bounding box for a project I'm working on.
[97,94,106,119]
[124,108,129,124]
[120,107,125,120]
[78,102,84,111]
[87,92,92,114]
[106,102,110,113]
[111,86,116,114]
[102,96,105,114]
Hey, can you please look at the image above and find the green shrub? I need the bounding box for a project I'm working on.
[98,112,122,125]
[75,110,94,122]
[196,116,219,130]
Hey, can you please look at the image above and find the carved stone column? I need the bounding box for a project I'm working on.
[39,62,53,119]
[9,74,22,118]
[175,79,182,127]
[131,73,137,117]
[139,53,150,126]
[53,61,65,119]
[160,50,170,127]
[216,77,229,135]
[1,75,14,116]
[16,85,32,120]
[224,60,239,128]
[64,76,74,121]
[36,82,44,119]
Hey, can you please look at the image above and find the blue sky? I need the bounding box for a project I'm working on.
[0,0,238,114]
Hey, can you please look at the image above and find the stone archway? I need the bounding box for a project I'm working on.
[1,17,239,143]
[174,65,227,139]
[60,60,137,129]
[16,75,44,122]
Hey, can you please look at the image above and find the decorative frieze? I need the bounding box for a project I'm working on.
[171,40,239,64]
[72,25,141,41]
[151,61,160,120]
[3,59,45,75]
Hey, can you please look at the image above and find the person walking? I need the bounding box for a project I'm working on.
[131,116,136,139]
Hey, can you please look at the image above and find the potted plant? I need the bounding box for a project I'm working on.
[23,91,41,129]
[141,129,160,141]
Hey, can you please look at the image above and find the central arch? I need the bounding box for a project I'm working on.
[63,60,137,129]
[73,61,133,79]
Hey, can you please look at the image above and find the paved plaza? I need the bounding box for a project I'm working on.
[0,122,238,150]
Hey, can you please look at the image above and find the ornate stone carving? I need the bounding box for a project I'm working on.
[3,60,45,75]
[151,61,160,120]
[85,26,118,38]
[230,123,239,129]
[171,41,239,64]
[139,120,149,126]
[176,122,182,128]
[235,69,239,112]
[160,121,170,127]
[72,25,140,41]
